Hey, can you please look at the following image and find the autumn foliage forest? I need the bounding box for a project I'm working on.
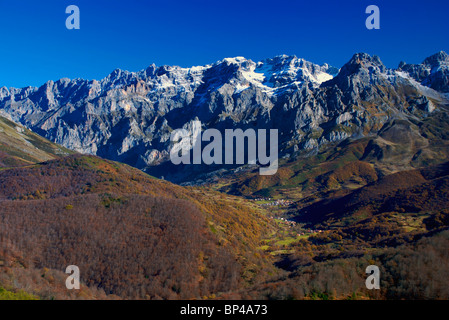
[0,154,277,299]
[0,133,448,299]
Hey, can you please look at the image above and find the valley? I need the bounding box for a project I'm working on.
[0,50,449,300]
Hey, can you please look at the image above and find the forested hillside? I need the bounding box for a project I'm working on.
[0,150,277,299]
[0,111,448,300]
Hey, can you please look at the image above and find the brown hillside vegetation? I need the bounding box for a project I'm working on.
[233,161,449,300]
[294,162,449,226]
[0,194,240,299]
[238,230,449,300]
[0,154,277,299]
[1,113,448,300]
[0,115,73,168]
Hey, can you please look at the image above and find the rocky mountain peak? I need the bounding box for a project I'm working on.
[322,53,389,93]
[0,52,448,182]
[398,51,449,93]
[337,52,387,78]
[141,64,157,78]
[423,50,449,66]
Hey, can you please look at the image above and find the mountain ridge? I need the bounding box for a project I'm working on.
[1,53,449,300]
[0,52,448,182]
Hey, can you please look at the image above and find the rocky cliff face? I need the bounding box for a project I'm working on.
[398,51,449,93]
[0,52,448,182]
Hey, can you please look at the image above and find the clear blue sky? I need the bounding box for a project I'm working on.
[0,0,448,88]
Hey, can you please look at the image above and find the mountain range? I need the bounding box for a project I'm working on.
[1,51,449,300]
[1,51,448,182]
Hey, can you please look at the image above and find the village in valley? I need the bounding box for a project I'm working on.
[253,197,294,207]
[251,197,323,238]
